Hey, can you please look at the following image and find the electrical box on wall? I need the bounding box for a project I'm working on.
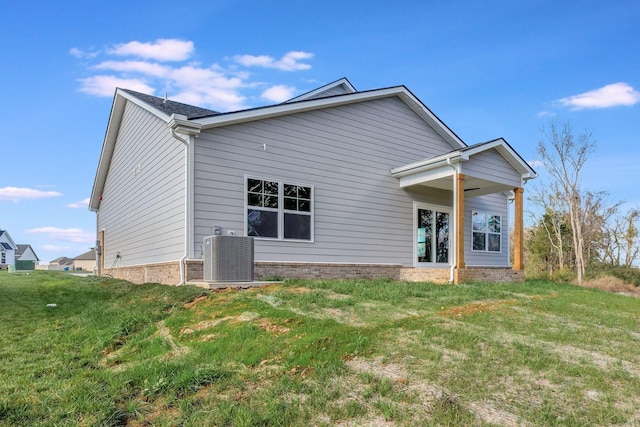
[203,235,254,282]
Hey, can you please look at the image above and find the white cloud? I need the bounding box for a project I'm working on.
[41,244,71,252]
[27,227,94,244]
[108,39,194,62]
[167,66,247,111]
[537,110,555,118]
[73,40,313,111]
[0,187,62,202]
[528,160,544,169]
[557,82,640,110]
[66,198,90,208]
[69,47,99,59]
[94,60,170,77]
[261,85,296,102]
[234,51,313,71]
[78,75,155,97]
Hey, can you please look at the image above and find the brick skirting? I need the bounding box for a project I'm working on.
[104,260,524,285]
[457,267,525,283]
[105,261,182,284]
[254,262,403,281]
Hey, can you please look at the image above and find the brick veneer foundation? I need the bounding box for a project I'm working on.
[105,261,182,285]
[457,267,525,283]
[105,260,524,285]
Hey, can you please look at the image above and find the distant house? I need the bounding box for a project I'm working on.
[50,256,74,270]
[0,230,17,270]
[15,244,40,270]
[72,249,96,272]
[90,78,536,285]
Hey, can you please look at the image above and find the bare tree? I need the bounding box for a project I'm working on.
[623,209,640,266]
[601,208,640,267]
[581,190,620,264]
[528,182,569,271]
[537,120,595,283]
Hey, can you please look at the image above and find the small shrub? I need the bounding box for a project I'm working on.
[550,268,575,284]
[587,264,640,287]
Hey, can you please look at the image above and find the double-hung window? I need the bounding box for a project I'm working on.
[246,178,313,241]
[472,211,502,252]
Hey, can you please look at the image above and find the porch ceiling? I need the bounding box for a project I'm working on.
[409,174,516,198]
[391,138,537,197]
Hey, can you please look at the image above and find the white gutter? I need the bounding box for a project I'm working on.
[169,114,201,285]
[391,154,464,178]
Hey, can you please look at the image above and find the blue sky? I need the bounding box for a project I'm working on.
[2,0,639,264]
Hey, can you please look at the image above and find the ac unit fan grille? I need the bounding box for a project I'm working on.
[203,235,254,282]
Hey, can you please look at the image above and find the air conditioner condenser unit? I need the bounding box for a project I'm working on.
[203,235,254,282]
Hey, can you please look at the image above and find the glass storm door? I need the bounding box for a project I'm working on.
[416,206,450,265]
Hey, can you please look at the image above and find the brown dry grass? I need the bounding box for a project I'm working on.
[581,275,640,297]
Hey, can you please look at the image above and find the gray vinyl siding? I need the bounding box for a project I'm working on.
[463,149,515,267]
[193,96,458,265]
[465,193,511,267]
[98,102,186,268]
[463,149,522,188]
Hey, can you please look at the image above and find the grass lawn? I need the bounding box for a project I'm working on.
[1,271,639,426]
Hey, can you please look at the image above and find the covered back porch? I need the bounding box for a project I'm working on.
[391,139,537,284]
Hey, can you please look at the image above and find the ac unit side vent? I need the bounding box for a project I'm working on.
[203,235,254,282]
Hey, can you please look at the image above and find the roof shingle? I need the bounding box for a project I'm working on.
[121,89,220,119]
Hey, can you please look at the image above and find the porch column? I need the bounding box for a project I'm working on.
[513,187,524,270]
[456,173,465,270]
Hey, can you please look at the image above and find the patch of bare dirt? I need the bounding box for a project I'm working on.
[258,318,290,335]
[181,312,261,336]
[440,299,519,318]
[180,316,234,335]
[322,290,352,300]
[335,416,396,426]
[284,286,312,294]
[183,294,208,309]
[125,397,179,426]
[156,320,190,359]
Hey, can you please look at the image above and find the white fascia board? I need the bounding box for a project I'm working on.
[198,87,406,129]
[286,77,357,102]
[89,92,126,211]
[398,164,454,188]
[391,152,463,177]
[197,86,467,151]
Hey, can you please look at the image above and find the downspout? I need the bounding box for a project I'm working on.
[169,114,201,285]
[171,128,189,285]
[446,158,457,283]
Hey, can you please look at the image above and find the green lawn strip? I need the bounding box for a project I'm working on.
[2,272,640,425]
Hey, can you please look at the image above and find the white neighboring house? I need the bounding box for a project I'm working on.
[0,230,17,269]
[15,244,40,270]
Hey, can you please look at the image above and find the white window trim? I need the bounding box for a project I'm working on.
[414,202,453,267]
[471,211,503,253]
[245,175,314,242]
